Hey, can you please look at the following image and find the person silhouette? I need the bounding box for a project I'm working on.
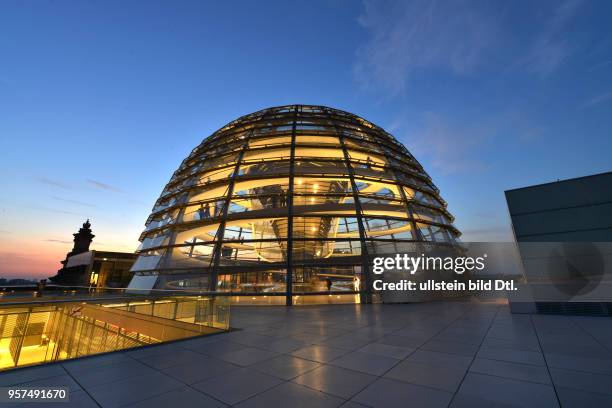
[197,203,211,219]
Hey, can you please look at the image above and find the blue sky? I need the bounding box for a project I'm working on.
[1,0,611,278]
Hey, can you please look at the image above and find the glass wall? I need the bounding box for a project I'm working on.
[0,296,229,371]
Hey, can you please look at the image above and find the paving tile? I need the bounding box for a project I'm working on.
[216,347,278,366]
[352,327,393,338]
[161,356,239,384]
[289,332,326,344]
[477,345,545,366]
[124,343,183,359]
[384,360,467,392]
[540,340,611,358]
[469,357,551,385]
[392,327,443,338]
[453,372,559,407]
[254,327,297,337]
[358,342,414,359]
[250,354,320,380]
[122,386,226,408]
[378,334,428,348]
[330,351,399,376]
[86,371,183,408]
[481,336,541,352]
[136,348,210,370]
[224,332,276,347]
[486,327,537,341]
[0,364,67,386]
[293,365,377,399]
[64,359,156,388]
[549,367,612,395]
[352,377,453,408]
[556,386,612,408]
[319,335,373,351]
[450,392,529,407]
[406,350,472,369]
[433,332,485,346]
[545,353,612,375]
[175,334,227,351]
[300,327,348,338]
[61,352,133,373]
[194,340,249,357]
[235,381,344,408]
[191,367,283,405]
[291,345,349,363]
[420,339,479,357]
[257,337,307,353]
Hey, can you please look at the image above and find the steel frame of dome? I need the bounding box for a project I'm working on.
[130,104,461,305]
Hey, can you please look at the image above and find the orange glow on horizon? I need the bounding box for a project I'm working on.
[0,236,138,280]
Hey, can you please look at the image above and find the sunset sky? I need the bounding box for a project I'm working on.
[1,0,612,279]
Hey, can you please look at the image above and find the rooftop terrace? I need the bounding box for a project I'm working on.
[2,300,612,407]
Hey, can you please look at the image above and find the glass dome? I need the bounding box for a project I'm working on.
[130,105,460,304]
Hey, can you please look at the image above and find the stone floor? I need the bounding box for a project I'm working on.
[2,300,612,407]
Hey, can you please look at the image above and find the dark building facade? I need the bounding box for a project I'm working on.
[128,105,461,304]
[51,220,137,288]
[505,171,612,315]
[506,172,612,242]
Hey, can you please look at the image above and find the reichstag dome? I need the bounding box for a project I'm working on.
[129,105,461,305]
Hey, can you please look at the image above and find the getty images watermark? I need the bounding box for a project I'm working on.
[371,253,517,292]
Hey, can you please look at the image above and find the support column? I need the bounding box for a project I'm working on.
[330,111,374,304]
[285,105,299,306]
[208,130,253,291]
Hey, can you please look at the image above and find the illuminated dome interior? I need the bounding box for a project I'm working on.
[130,105,460,304]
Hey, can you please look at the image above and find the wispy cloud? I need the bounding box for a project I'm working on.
[405,112,492,175]
[354,0,583,94]
[86,179,123,193]
[43,239,72,244]
[354,0,500,94]
[514,0,583,76]
[51,196,97,208]
[33,206,86,217]
[582,91,612,109]
[383,108,546,176]
[37,177,72,189]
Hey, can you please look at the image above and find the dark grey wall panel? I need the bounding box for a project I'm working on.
[506,172,612,242]
[506,172,612,216]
